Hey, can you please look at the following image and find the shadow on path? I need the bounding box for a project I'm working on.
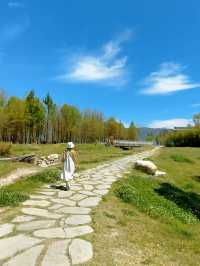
[49,184,68,191]
[155,182,200,220]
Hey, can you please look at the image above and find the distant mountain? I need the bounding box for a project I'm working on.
[138,127,169,140]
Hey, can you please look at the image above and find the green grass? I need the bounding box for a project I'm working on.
[0,144,149,208]
[0,169,59,207]
[84,147,200,266]
[170,154,194,163]
[0,143,149,178]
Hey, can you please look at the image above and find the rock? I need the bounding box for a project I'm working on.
[51,198,76,206]
[38,191,55,196]
[155,170,167,177]
[30,195,51,200]
[34,227,65,239]
[16,220,56,231]
[78,197,101,207]
[12,215,35,223]
[65,215,91,225]
[47,154,59,161]
[22,208,62,219]
[96,184,111,190]
[58,190,74,198]
[79,190,97,196]
[22,200,51,207]
[70,194,87,201]
[3,245,44,266]
[135,160,157,175]
[83,185,94,191]
[57,206,91,215]
[0,234,42,260]
[42,240,70,266]
[0,223,14,238]
[93,189,109,196]
[69,238,93,265]
[70,186,82,191]
[64,225,93,238]
[48,204,63,210]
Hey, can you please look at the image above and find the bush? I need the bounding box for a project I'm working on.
[158,128,200,147]
[0,142,12,156]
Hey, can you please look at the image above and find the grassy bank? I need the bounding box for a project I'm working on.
[0,143,149,178]
[0,144,149,208]
[85,147,200,266]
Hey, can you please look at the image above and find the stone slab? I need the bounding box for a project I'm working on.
[78,197,101,207]
[33,227,65,239]
[69,238,93,265]
[0,224,14,238]
[12,215,35,223]
[42,240,71,266]
[70,194,87,201]
[22,208,62,219]
[51,198,76,206]
[64,225,93,238]
[58,191,74,198]
[22,200,51,207]
[65,215,91,225]
[3,245,44,266]
[0,234,42,260]
[57,206,91,215]
[16,220,56,231]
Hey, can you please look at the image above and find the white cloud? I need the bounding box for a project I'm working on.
[8,2,24,8]
[57,30,132,87]
[0,16,29,44]
[142,62,200,95]
[149,118,193,129]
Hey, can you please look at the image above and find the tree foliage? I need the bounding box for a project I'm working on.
[0,90,138,144]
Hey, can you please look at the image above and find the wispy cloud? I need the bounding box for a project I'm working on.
[0,16,29,45]
[142,62,200,95]
[149,118,193,129]
[8,2,24,8]
[57,29,132,87]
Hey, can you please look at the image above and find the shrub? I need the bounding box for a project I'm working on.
[158,128,200,147]
[0,142,12,156]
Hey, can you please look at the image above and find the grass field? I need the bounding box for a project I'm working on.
[0,144,149,211]
[84,147,200,266]
[0,144,149,178]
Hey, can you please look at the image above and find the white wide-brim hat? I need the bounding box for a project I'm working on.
[67,142,75,149]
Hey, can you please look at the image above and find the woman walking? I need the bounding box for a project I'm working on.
[61,142,77,190]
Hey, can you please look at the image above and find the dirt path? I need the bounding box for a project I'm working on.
[0,167,42,187]
[0,147,158,266]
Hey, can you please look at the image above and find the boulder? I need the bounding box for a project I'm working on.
[135,160,157,175]
[47,154,59,161]
[155,170,166,177]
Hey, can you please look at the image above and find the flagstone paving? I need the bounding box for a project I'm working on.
[0,148,158,265]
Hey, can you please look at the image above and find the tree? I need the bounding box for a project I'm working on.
[25,90,45,143]
[4,97,25,142]
[43,93,56,143]
[193,113,200,127]
[127,122,138,140]
[61,104,81,142]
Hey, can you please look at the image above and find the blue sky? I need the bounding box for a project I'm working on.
[0,0,200,128]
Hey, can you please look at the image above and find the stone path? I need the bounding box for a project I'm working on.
[0,148,158,266]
